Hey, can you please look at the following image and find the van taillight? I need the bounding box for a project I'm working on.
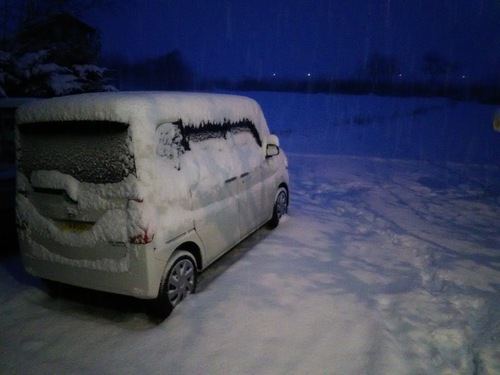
[127,199,153,244]
[129,228,154,244]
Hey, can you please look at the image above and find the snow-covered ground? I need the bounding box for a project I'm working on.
[1,92,499,374]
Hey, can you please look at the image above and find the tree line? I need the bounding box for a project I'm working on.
[205,52,499,105]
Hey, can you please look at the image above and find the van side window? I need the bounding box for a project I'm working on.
[186,122,228,142]
[156,119,262,172]
[156,123,187,170]
[185,119,262,147]
[229,120,262,147]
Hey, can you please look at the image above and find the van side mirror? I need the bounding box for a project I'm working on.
[265,134,280,158]
[266,144,280,158]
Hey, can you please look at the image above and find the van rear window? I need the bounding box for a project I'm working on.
[18,121,135,184]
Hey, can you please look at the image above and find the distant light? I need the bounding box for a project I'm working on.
[398,73,403,78]
[272,73,276,77]
[307,73,311,77]
[461,75,466,79]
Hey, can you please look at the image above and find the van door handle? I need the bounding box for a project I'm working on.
[225,176,237,184]
[240,172,249,178]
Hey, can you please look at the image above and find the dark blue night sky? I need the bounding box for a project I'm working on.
[85,0,499,82]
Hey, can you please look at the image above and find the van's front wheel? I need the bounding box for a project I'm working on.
[268,187,288,229]
[152,251,197,320]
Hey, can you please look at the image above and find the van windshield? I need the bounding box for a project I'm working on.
[18,121,135,184]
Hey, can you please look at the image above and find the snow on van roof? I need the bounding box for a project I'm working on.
[16,91,270,138]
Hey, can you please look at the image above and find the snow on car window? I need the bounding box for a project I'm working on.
[184,119,262,146]
[154,119,263,173]
[156,122,188,170]
[18,121,135,184]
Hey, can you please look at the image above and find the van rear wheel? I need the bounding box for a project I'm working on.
[152,251,197,320]
[268,187,288,229]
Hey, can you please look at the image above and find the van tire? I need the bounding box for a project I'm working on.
[152,250,197,320]
[268,187,288,229]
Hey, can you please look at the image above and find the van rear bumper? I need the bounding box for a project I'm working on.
[18,230,167,299]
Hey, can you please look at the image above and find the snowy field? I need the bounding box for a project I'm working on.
[1,91,499,374]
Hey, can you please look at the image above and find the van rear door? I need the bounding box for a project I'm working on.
[17,120,135,239]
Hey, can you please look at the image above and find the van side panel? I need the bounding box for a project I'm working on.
[233,131,269,236]
[189,137,242,264]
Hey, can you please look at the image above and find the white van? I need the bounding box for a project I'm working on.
[15,92,289,318]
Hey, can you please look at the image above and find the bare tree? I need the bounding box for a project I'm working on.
[359,52,400,91]
[422,52,456,84]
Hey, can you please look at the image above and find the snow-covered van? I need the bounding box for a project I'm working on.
[15,92,289,318]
